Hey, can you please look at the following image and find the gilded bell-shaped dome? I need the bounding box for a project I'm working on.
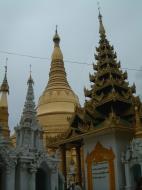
[37,28,80,138]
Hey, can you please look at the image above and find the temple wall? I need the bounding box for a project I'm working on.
[83,130,132,190]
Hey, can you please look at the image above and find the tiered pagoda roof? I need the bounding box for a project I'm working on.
[84,11,137,126]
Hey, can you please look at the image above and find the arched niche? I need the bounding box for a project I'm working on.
[36,162,51,190]
[0,154,6,190]
[131,164,141,188]
[58,172,64,190]
[86,142,115,190]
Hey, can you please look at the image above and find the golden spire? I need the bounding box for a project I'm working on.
[47,27,70,90]
[0,59,10,138]
[37,27,80,139]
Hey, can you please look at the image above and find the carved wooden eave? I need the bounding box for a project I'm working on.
[48,121,134,148]
[84,87,92,98]
[93,80,130,93]
[131,83,136,93]
[98,58,115,67]
[46,128,72,148]
[122,106,135,116]
[99,113,132,128]
[94,53,99,60]
[93,64,98,71]
[122,71,127,80]
[99,49,113,57]
[85,106,104,121]
[117,61,121,68]
[96,68,123,79]
[95,79,104,87]
[93,92,104,102]
[48,108,135,148]
[47,127,83,148]
[96,47,100,52]
[68,107,85,127]
[89,73,96,82]
[113,52,117,59]
[94,92,133,107]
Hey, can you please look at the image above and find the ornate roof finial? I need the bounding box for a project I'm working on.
[97,2,106,36]
[4,57,8,82]
[30,64,32,75]
[55,25,58,34]
[6,57,8,66]
[53,25,60,46]
[27,64,34,85]
[97,1,101,16]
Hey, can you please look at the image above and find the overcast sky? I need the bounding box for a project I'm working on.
[0,0,142,132]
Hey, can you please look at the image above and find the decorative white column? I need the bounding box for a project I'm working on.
[124,162,132,190]
[5,164,15,190]
[50,167,58,190]
[29,167,36,190]
[140,162,142,174]
[31,131,34,148]
[19,163,28,190]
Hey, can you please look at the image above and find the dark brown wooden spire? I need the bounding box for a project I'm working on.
[84,12,136,125]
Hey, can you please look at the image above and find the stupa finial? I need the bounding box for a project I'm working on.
[97,2,106,36]
[0,58,9,94]
[53,25,60,46]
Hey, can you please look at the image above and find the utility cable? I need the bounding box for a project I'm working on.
[0,50,142,71]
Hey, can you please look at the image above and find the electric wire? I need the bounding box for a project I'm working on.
[0,50,142,71]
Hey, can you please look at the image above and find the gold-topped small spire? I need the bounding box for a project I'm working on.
[0,59,10,138]
[0,59,9,94]
[51,27,63,62]
[53,25,60,46]
[55,25,58,34]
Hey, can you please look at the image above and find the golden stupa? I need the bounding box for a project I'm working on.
[37,28,80,142]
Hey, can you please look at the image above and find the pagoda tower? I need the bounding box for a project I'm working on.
[37,28,79,145]
[8,72,60,190]
[84,11,136,126]
[61,11,140,190]
[0,65,10,138]
[15,72,43,151]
